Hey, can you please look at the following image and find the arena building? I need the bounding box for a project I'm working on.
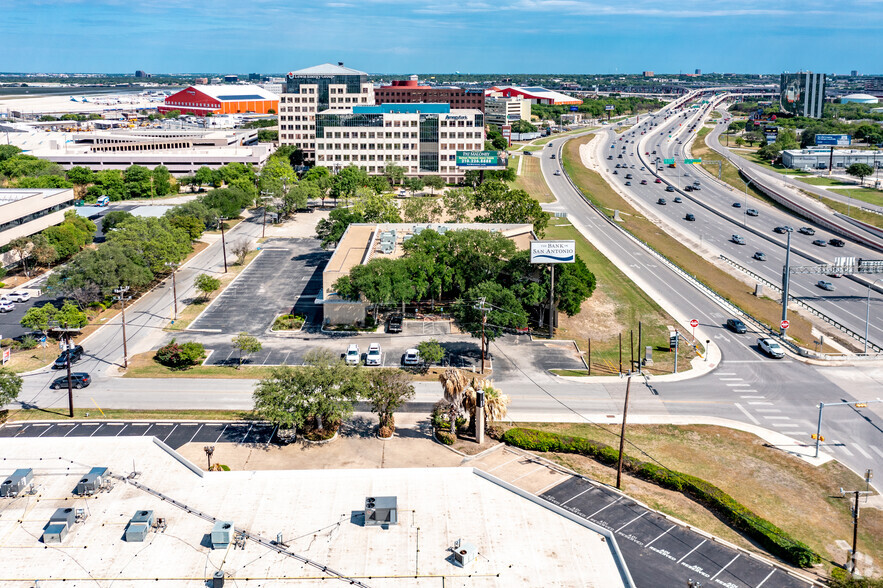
[159,84,279,116]
[485,86,581,106]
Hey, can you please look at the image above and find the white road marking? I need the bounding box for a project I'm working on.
[756,568,777,588]
[734,403,760,425]
[561,487,593,506]
[771,423,799,428]
[726,383,751,387]
[747,401,774,405]
[740,395,765,399]
[718,377,743,381]
[676,539,706,564]
[710,554,740,582]
[587,496,622,518]
[615,511,647,533]
[852,444,873,460]
[835,443,855,457]
[763,416,791,420]
[869,445,883,459]
[644,525,676,548]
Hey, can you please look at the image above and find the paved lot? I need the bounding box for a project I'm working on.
[0,420,275,449]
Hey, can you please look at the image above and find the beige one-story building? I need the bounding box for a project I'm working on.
[0,188,77,267]
[320,222,536,325]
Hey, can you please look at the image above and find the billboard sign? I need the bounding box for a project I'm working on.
[605,105,615,111]
[815,134,851,146]
[570,106,579,112]
[530,240,576,264]
[455,150,507,168]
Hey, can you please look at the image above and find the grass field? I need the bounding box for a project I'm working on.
[509,422,881,579]
[799,177,856,187]
[511,155,555,203]
[744,153,809,176]
[563,134,816,346]
[829,187,883,208]
[817,195,883,230]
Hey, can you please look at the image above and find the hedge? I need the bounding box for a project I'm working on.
[502,428,821,568]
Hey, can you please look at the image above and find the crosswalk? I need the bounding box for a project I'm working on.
[717,371,882,463]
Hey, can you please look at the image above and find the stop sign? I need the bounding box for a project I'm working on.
[689,319,699,328]
[781,320,790,330]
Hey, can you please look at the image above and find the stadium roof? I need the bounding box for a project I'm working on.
[189,84,278,101]
[288,63,367,76]
[487,85,581,105]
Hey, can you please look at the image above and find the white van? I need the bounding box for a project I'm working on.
[96,196,110,206]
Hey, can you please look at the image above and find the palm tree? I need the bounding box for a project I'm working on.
[439,369,510,434]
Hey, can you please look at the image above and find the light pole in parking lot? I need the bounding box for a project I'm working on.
[217,216,228,273]
[260,190,274,239]
[780,228,793,337]
[864,278,883,354]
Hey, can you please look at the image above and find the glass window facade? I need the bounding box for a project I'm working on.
[0,199,76,234]
[419,115,439,172]
[286,74,367,111]
[316,113,384,139]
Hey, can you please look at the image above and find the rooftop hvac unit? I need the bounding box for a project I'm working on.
[211,520,234,549]
[42,523,69,544]
[437,226,448,234]
[402,234,413,242]
[75,466,108,496]
[380,243,395,254]
[50,507,76,529]
[1,468,33,498]
[364,496,397,526]
[452,539,477,567]
[125,510,155,542]
[414,225,425,235]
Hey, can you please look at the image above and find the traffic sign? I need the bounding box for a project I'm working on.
[689,319,699,328]
[663,158,675,164]
[684,158,702,164]
[781,320,790,330]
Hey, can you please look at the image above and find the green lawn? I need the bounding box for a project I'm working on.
[798,177,855,187]
[2,408,255,422]
[510,155,555,203]
[829,187,883,208]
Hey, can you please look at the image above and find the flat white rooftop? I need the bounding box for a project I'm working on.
[0,437,625,587]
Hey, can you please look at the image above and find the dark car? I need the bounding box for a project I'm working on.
[50,373,91,390]
[685,213,695,221]
[625,173,633,179]
[727,318,747,334]
[665,185,675,192]
[829,238,845,247]
[732,202,742,208]
[53,345,85,369]
[657,198,667,205]
[386,314,403,333]
[684,185,693,192]
[625,181,631,186]
[612,170,618,174]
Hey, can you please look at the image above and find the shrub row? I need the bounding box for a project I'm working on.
[501,427,821,568]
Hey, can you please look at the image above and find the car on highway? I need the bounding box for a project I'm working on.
[640,179,647,185]
[387,314,403,333]
[554,170,561,176]
[50,373,92,389]
[665,185,675,192]
[817,280,835,291]
[692,182,700,190]
[829,238,845,247]
[731,235,746,245]
[757,338,784,359]
[654,178,662,183]
[685,213,695,221]
[798,227,815,235]
[726,318,747,334]
[612,170,618,174]
[345,344,361,366]
[618,154,623,158]
[746,208,759,217]
[402,348,421,366]
[8,291,31,303]
[657,198,667,205]
[773,226,793,234]
[625,173,633,179]
[615,163,621,168]
[812,239,827,247]
[625,181,631,186]
[732,202,742,208]
[684,185,694,192]
[550,154,556,159]
[673,196,682,203]
[607,155,613,160]
[753,252,767,261]
[366,343,382,366]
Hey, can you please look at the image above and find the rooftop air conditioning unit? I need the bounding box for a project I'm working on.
[452,539,477,567]
[1,468,33,498]
[364,496,397,526]
[75,467,108,496]
[212,520,234,549]
[126,510,155,542]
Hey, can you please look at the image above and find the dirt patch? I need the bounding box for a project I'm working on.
[557,287,624,341]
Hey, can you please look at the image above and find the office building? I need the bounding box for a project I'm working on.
[851,70,859,77]
[314,103,484,183]
[224,75,239,83]
[780,72,826,118]
[160,84,278,117]
[695,69,701,75]
[781,148,882,170]
[0,189,76,261]
[485,96,531,126]
[643,71,655,78]
[485,86,580,106]
[134,70,148,78]
[374,76,484,111]
[278,63,375,163]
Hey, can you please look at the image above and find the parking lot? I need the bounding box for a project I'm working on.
[0,420,275,449]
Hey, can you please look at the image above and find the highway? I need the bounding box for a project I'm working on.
[594,98,883,351]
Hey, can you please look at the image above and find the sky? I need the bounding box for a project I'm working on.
[5,0,882,75]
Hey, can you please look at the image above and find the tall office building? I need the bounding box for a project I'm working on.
[780,72,826,118]
[278,63,374,163]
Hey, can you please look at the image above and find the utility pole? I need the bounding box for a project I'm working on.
[548,264,555,339]
[113,286,131,369]
[618,333,622,374]
[780,228,793,337]
[840,487,872,574]
[164,262,178,320]
[616,376,632,490]
[637,321,643,374]
[218,216,228,273]
[587,338,591,376]
[474,297,491,374]
[260,190,273,239]
[673,330,680,374]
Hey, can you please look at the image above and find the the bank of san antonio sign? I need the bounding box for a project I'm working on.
[530,240,576,264]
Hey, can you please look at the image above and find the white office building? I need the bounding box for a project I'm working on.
[485,96,531,127]
[315,103,485,183]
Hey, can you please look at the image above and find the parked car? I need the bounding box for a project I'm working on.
[53,345,85,369]
[829,238,845,247]
[726,318,747,334]
[8,291,31,303]
[345,344,361,366]
[365,343,382,366]
[386,314,403,333]
[817,280,835,291]
[753,252,767,261]
[757,338,784,359]
[746,208,759,217]
[0,301,13,313]
[685,213,695,221]
[732,235,746,245]
[402,348,421,366]
[50,373,91,389]
[798,227,815,235]
[812,239,828,247]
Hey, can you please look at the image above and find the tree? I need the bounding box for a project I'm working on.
[734,137,746,147]
[303,166,332,195]
[402,197,443,223]
[315,208,364,248]
[442,188,475,222]
[404,176,424,195]
[16,175,73,189]
[21,301,86,338]
[259,156,298,199]
[511,119,538,133]
[48,241,153,298]
[195,273,221,301]
[89,169,126,201]
[352,189,402,223]
[365,369,415,436]
[155,339,206,369]
[491,135,508,150]
[43,211,95,259]
[152,165,172,196]
[0,368,23,408]
[744,132,762,147]
[384,162,406,186]
[282,181,318,217]
[105,216,192,273]
[124,164,154,199]
[20,305,55,337]
[757,142,782,162]
[202,186,253,218]
[330,165,368,204]
[29,234,58,269]
[194,166,215,191]
[452,281,528,344]
[367,175,391,194]
[252,349,365,432]
[232,332,262,368]
[474,182,550,236]
[231,239,252,265]
[168,214,204,240]
[416,339,445,366]
[423,175,445,196]
[0,145,22,163]
[101,210,135,232]
[846,163,874,186]
[8,237,34,277]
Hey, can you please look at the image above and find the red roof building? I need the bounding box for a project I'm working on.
[159,84,278,116]
[374,79,485,111]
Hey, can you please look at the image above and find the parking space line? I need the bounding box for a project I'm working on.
[162,424,179,444]
[756,568,777,587]
[90,425,104,437]
[536,477,569,496]
[62,425,78,437]
[38,425,55,438]
[143,423,154,436]
[281,351,291,365]
[615,511,647,533]
[214,424,228,443]
[587,496,622,518]
[675,538,706,564]
[560,487,593,506]
[511,465,547,484]
[188,424,204,444]
[487,455,524,473]
[709,554,740,581]
[240,423,254,445]
[116,424,128,436]
[644,524,676,548]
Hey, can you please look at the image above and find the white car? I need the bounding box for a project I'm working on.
[402,348,421,366]
[8,291,31,303]
[0,301,13,313]
[757,338,784,359]
[345,344,360,366]
[365,343,382,366]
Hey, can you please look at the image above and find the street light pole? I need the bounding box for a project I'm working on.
[218,216,228,273]
[113,286,131,369]
[780,228,793,337]
[260,190,273,239]
[164,262,178,320]
[864,278,883,354]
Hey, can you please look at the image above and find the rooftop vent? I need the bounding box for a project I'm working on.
[452,539,477,567]
[212,520,234,549]
[125,510,155,542]
[1,468,33,498]
[41,523,68,544]
[364,496,397,526]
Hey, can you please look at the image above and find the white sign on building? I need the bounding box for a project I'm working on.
[530,240,576,264]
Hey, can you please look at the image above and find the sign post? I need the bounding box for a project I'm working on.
[530,241,576,338]
[605,104,614,123]
[690,318,699,340]
[781,320,790,330]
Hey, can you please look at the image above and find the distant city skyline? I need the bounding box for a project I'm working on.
[7,0,881,75]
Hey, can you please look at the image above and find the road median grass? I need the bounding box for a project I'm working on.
[562,134,816,346]
[828,187,883,208]
[511,155,555,203]
[500,423,881,578]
